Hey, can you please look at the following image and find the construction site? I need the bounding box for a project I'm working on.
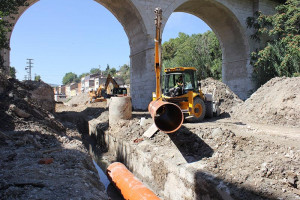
[0,69,299,199]
[1,1,300,199]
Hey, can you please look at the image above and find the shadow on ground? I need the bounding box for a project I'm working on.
[169,125,214,163]
[194,171,279,200]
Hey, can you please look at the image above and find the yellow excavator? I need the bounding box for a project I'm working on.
[150,8,218,125]
[89,74,127,103]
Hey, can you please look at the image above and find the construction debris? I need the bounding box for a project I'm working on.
[0,77,108,199]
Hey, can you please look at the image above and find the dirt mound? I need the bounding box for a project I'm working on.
[65,93,90,106]
[232,77,300,127]
[0,78,63,132]
[0,77,108,199]
[200,78,243,115]
[23,80,55,112]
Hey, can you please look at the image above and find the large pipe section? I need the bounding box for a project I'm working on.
[106,162,160,200]
[148,100,184,133]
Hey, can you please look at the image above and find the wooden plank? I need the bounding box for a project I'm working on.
[143,123,159,138]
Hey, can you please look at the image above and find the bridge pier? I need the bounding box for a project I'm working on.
[130,46,156,110]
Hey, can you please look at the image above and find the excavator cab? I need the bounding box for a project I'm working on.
[112,88,127,96]
[163,67,198,97]
[160,67,215,122]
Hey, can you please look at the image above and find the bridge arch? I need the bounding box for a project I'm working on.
[162,0,253,100]
[8,0,147,53]
[3,0,151,109]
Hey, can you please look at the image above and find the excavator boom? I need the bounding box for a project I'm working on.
[148,8,184,134]
[154,7,162,99]
[105,74,119,91]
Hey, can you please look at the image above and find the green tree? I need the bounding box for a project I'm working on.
[162,31,222,80]
[78,72,89,80]
[101,64,111,76]
[247,0,300,87]
[9,66,16,78]
[109,67,117,76]
[34,74,41,81]
[118,64,130,84]
[105,64,110,71]
[0,0,28,72]
[62,72,77,85]
[90,68,100,74]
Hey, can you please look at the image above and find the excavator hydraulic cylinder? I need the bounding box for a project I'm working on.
[106,162,160,200]
[148,100,184,133]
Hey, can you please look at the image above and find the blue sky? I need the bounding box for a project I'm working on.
[10,0,211,85]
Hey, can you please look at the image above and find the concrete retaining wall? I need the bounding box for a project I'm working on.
[88,120,233,199]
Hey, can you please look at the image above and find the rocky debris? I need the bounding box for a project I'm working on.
[192,126,300,199]
[232,77,300,127]
[0,77,108,199]
[9,104,31,118]
[0,78,65,132]
[200,78,243,115]
[23,80,55,112]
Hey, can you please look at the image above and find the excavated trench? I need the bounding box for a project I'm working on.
[82,112,230,200]
[56,110,124,199]
[57,105,300,200]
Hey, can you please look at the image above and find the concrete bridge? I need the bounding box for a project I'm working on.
[2,0,278,109]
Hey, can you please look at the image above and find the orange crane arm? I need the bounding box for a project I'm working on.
[104,74,119,91]
[154,7,162,99]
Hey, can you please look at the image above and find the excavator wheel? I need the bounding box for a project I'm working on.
[185,97,206,123]
[205,101,213,118]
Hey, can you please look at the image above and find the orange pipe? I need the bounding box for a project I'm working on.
[148,100,184,133]
[106,162,160,200]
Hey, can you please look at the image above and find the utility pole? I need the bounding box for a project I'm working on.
[25,58,34,80]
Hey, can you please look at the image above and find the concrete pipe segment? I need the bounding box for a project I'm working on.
[109,97,132,124]
[106,162,160,200]
[148,100,183,133]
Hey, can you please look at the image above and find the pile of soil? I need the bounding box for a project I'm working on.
[0,77,108,199]
[200,78,243,115]
[65,93,90,106]
[23,80,55,112]
[232,77,300,127]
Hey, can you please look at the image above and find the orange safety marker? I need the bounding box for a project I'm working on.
[106,162,160,200]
